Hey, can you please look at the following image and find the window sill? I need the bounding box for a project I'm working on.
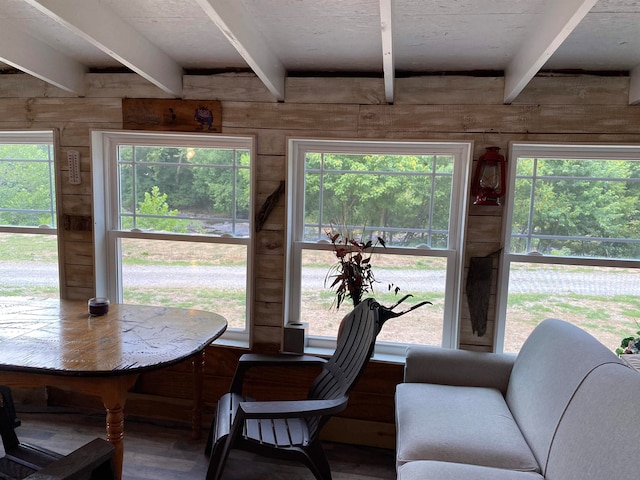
[303,344,407,364]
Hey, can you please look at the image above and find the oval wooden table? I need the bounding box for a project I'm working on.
[0,297,228,480]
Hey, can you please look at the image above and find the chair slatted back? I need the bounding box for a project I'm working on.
[306,298,380,438]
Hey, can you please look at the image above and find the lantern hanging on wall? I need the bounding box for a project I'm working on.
[471,146,506,206]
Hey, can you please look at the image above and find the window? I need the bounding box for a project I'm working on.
[498,143,640,353]
[0,130,59,297]
[286,139,471,353]
[92,131,254,341]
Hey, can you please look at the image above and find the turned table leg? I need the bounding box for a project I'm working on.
[99,375,139,480]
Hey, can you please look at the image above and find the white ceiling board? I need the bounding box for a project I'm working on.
[545,12,640,70]
[196,0,285,99]
[0,0,118,66]
[102,0,247,70]
[0,17,86,94]
[241,0,383,72]
[25,0,184,96]
[393,0,542,72]
[1,0,640,102]
[504,0,599,103]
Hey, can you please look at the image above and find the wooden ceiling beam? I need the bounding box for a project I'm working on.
[503,0,598,104]
[0,19,86,95]
[379,0,395,104]
[24,0,183,97]
[195,0,286,101]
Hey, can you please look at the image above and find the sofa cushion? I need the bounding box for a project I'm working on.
[545,362,640,479]
[506,319,623,473]
[398,461,545,480]
[396,383,539,472]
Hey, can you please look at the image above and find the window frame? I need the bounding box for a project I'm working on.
[91,130,255,344]
[285,138,472,355]
[497,142,640,352]
[0,129,61,296]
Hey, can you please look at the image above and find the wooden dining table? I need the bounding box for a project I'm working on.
[0,297,227,480]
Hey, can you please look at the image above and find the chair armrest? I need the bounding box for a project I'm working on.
[238,397,347,419]
[26,438,115,480]
[230,354,327,394]
[404,345,516,395]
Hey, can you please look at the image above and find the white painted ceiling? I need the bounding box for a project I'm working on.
[0,0,639,103]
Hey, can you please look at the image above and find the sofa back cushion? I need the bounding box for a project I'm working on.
[505,319,622,474]
[545,362,640,479]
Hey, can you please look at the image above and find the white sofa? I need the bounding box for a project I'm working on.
[395,318,640,480]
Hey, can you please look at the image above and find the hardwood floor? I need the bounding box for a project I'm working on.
[2,409,397,480]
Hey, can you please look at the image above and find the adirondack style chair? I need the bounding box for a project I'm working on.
[205,298,384,480]
[0,386,115,480]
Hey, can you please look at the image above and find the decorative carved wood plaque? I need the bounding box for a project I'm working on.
[122,98,222,132]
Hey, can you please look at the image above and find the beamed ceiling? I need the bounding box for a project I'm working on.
[0,0,639,104]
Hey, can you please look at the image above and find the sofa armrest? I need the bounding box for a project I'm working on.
[404,345,516,395]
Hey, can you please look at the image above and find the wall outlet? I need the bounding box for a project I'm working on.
[67,150,81,184]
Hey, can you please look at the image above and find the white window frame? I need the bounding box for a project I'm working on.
[497,142,640,352]
[91,130,255,344]
[0,129,61,294]
[286,138,472,355]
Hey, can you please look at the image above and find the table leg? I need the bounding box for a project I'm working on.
[99,375,139,480]
[192,350,205,439]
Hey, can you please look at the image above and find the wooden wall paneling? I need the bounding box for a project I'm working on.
[63,241,93,266]
[358,104,640,134]
[60,172,93,195]
[221,102,361,131]
[27,98,122,123]
[64,264,93,288]
[395,76,504,105]
[251,325,285,354]
[58,123,123,146]
[254,278,284,304]
[253,300,284,327]
[254,253,284,280]
[203,345,245,377]
[4,73,640,443]
[184,73,277,103]
[62,230,93,243]
[255,154,286,181]
[61,194,92,216]
[339,391,396,423]
[136,370,195,400]
[360,361,404,390]
[255,230,284,256]
[465,214,503,242]
[321,417,396,449]
[465,241,503,258]
[0,74,73,98]
[285,77,386,105]
[513,75,630,105]
[255,205,285,232]
[85,73,173,99]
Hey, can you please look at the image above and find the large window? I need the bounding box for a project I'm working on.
[498,143,640,353]
[287,139,471,353]
[0,130,59,297]
[92,131,254,340]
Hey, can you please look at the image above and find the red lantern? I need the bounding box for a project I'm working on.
[472,146,506,206]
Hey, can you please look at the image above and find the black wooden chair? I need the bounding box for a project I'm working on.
[205,298,384,480]
[0,386,115,480]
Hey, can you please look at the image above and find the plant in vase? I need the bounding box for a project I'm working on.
[324,229,431,329]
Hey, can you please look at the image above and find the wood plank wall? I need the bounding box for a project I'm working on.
[2,72,639,448]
